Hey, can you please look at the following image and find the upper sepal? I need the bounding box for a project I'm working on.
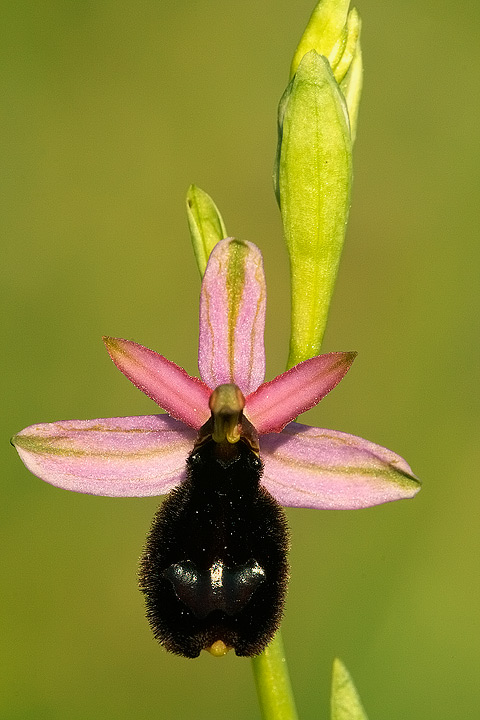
[198,238,266,395]
[11,415,197,497]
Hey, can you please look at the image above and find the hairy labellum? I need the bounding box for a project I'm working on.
[139,437,289,658]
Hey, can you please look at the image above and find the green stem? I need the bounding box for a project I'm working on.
[251,631,299,720]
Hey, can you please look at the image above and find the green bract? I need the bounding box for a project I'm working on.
[186,184,227,277]
[276,50,353,368]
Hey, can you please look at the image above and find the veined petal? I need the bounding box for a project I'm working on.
[12,415,196,497]
[104,337,210,429]
[260,422,420,509]
[198,238,266,395]
[245,352,356,434]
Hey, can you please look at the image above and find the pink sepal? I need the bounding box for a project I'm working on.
[260,422,420,509]
[198,238,266,395]
[12,415,196,497]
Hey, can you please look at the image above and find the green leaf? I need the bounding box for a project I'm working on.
[186,184,227,277]
[277,51,353,367]
[331,658,369,720]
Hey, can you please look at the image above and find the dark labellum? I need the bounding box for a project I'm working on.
[139,438,289,658]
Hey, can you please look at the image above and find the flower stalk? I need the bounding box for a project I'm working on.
[251,633,299,720]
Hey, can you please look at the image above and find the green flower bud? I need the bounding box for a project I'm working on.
[290,0,363,144]
[277,50,353,368]
[290,0,352,80]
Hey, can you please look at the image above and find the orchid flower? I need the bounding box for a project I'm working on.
[12,238,419,510]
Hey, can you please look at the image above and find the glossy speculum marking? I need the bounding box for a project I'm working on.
[139,438,289,658]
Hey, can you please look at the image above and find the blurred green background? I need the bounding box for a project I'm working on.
[2,1,479,718]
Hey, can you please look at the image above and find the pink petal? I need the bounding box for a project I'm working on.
[245,352,356,434]
[198,238,266,395]
[104,337,211,430]
[12,415,196,497]
[260,422,420,509]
